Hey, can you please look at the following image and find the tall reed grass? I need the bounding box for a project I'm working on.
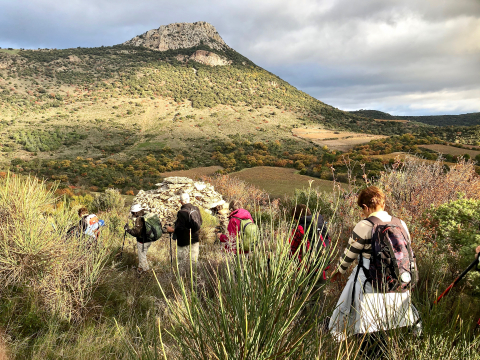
[0,173,110,322]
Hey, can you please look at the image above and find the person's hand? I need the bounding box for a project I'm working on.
[124,224,129,231]
[330,271,345,283]
[216,232,222,240]
[166,226,174,233]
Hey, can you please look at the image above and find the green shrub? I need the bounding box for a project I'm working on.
[425,197,480,292]
[91,188,125,213]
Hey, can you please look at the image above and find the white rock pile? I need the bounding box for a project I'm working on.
[133,177,228,227]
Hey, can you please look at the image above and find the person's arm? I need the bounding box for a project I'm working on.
[127,217,144,237]
[476,245,480,256]
[337,221,370,274]
[218,217,238,243]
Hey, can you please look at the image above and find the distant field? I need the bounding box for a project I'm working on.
[292,128,387,151]
[419,144,480,157]
[159,166,223,179]
[230,166,337,198]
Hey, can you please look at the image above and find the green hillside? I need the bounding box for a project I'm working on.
[350,109,480,126]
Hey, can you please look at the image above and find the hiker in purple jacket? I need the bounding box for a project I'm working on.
[217,200,254,254]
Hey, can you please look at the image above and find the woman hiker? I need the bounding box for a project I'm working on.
[217,200,254,255]
[329,186,421,349]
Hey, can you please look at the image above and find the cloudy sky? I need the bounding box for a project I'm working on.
[1,0,479,116]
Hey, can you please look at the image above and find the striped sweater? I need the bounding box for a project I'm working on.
[338,211,410,274]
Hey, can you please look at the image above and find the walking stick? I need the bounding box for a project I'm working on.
[120,230,127,259]
[434,253,480,305]
[169,232,173,268]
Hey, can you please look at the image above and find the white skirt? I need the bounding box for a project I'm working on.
[329,257,420,340]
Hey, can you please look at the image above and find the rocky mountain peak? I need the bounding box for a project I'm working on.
[123,21,229,52]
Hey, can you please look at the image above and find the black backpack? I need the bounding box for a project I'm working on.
[300,214,332,268]
[365,216,418,292]
[181,206,202,232]
[301,214,331,251]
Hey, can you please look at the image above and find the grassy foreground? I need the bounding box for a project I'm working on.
[1,157,480,359]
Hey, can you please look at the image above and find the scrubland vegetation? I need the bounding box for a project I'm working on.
[1,155,479,359]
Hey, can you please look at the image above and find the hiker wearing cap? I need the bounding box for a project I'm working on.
[125,204,152,273]
[329,186,420,345]
[217,200,254,254]
[166,193,202,273]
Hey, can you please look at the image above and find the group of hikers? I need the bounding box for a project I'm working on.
[70,185,480,350]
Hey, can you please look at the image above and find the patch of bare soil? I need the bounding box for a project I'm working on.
[292,128,387,151]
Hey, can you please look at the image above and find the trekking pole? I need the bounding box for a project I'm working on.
[120,230,127,259]
[434,253,480,305]
[169,232,173,269]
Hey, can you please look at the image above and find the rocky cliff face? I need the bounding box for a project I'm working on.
[176,50,232,66]
[123,21,229,52]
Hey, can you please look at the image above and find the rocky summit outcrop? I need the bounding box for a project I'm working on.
[133,177,229,230]
[123,21,229,52]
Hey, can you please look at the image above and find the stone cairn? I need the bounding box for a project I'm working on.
[133,177,230,242]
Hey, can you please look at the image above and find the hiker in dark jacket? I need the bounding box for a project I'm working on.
[166,193,202,271]
[217,200,254,254]
[289,205,312,263]
[125,204,153,273]
[77,207,89,233]
[290,204,331,312]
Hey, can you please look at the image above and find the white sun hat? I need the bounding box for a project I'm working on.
[179,193,190,203]
[130,204,143,213]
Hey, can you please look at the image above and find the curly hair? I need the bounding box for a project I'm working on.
[357,186,385,209]
[78,207,88,217]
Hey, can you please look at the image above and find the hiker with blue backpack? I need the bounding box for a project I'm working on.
[329,186,421,344]
[217,200,257,254]
[125,203,163,274]
[65,207,104,247]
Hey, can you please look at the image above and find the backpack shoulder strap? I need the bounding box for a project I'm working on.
[390,216,410,241]
[365,216,386,226]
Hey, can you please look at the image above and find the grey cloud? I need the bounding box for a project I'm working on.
[0,0,478,115]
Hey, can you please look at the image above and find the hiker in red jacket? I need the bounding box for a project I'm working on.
[217,200,254,254]
[289,204,312,263]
